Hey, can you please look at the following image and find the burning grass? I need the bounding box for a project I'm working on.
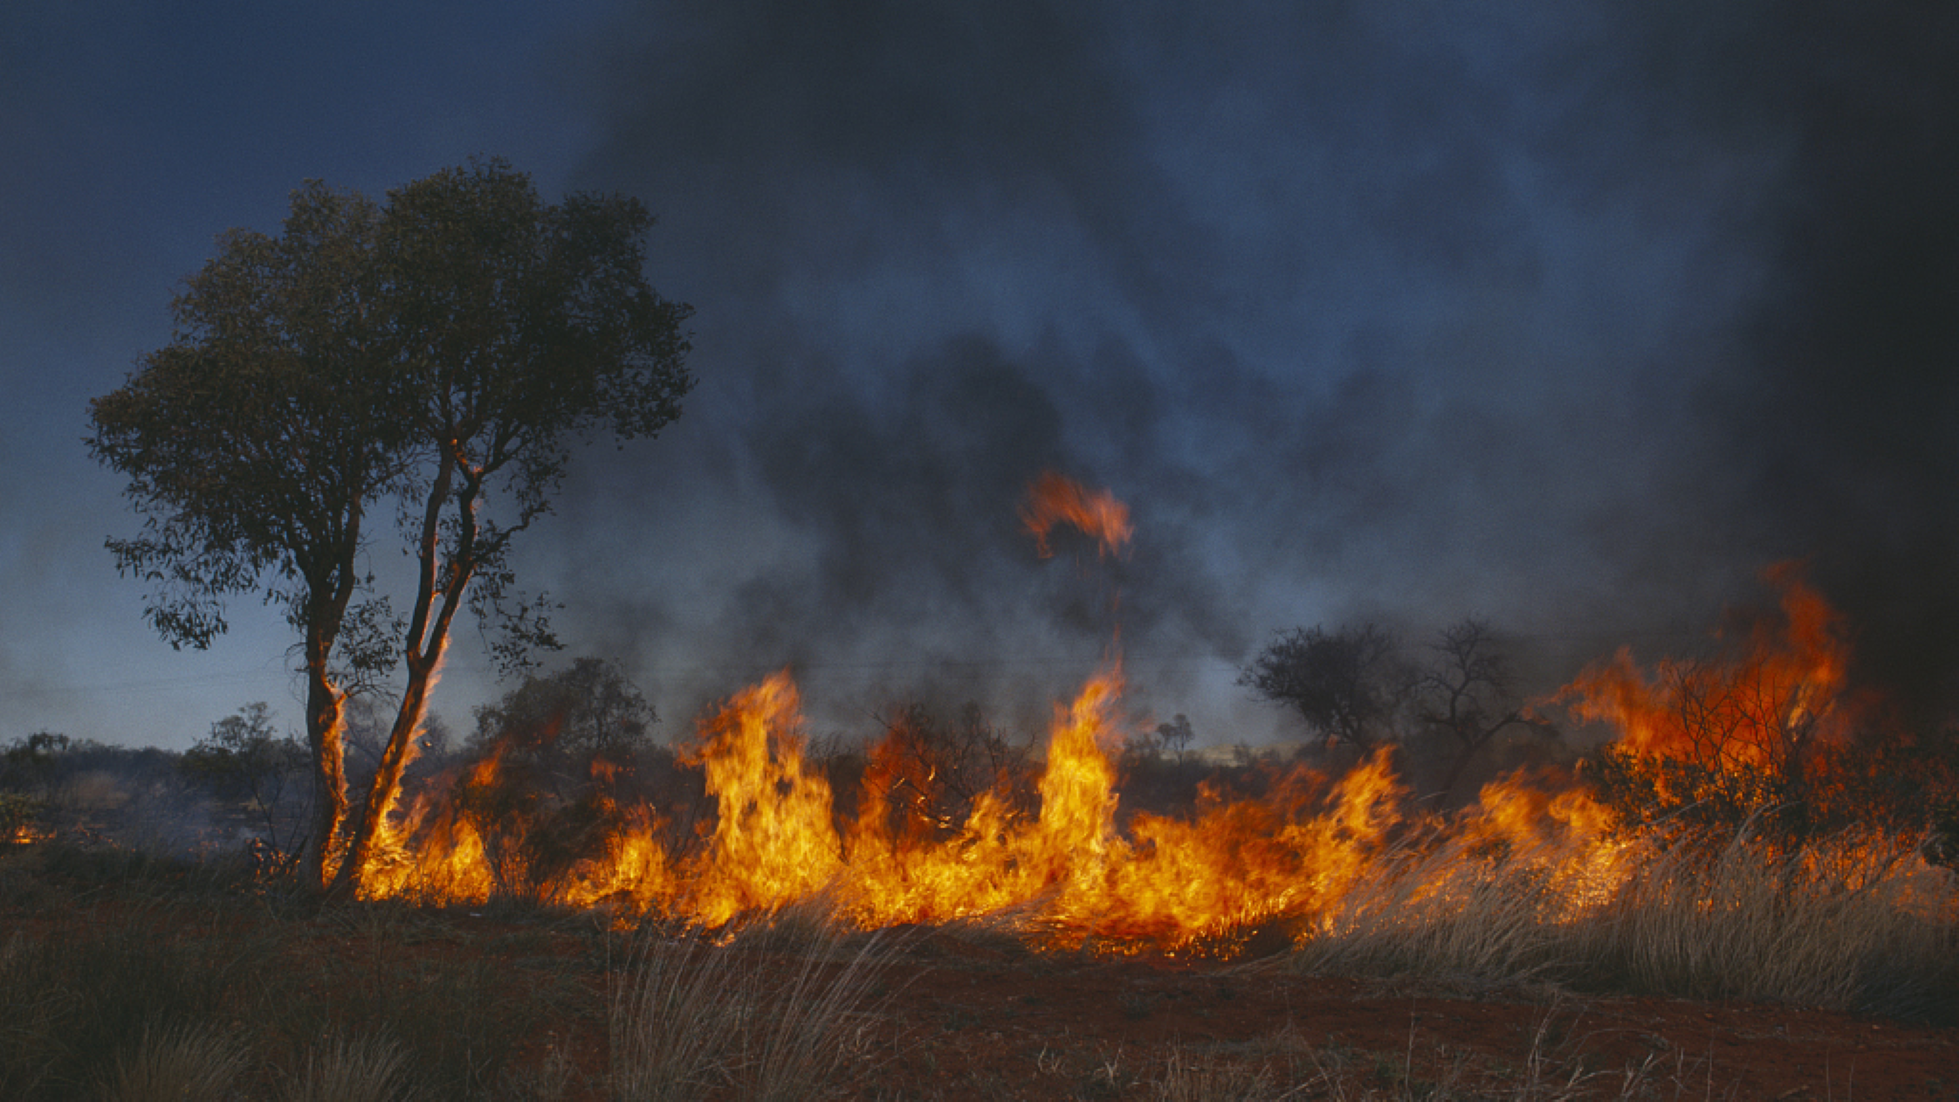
[297,555,1953,1033]
[1292,817,1959,1020]
[335,652,1959,1027]
[9,476,1958,1095]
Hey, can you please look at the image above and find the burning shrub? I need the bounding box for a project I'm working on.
[1565,564,1959,843]
[0,790,41,833]
[349,659,683,909]
[852,701,1033,847]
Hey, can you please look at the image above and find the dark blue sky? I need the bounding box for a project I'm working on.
[5,1,1956,751]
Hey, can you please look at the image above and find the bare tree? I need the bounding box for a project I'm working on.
[854,702,1028,846]
[1155,714,1195,762]
[1411,619,1546,797]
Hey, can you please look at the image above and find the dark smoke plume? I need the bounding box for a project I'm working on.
[532,0,1959,735]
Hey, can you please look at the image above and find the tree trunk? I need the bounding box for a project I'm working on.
[331,452,477,899]
[300,622,350,890]
[1440,743,1477,804]
[331,641,447,896]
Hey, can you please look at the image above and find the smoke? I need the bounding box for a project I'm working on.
[527,0,1959,736]
[1698,3,1959,719]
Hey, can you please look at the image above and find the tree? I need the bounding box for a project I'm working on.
[1239,623,1404,752]
[88,182,398,886]
[0,732,72,799]
[470,656,656,762]
[1155,714,1195,761]
[88,159,694,892]
[1410,619,1546,797]
[181,702,309,857]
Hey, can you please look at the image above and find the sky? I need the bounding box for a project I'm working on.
[3,0,1956,754]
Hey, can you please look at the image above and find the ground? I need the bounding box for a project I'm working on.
[5,845,1955,1100]
[291,907,1959,1099]
[859,927,1959,1099]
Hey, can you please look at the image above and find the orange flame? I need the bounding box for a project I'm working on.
[1022,471,1133,558]
[1563,563,1849,779]
[352,503,1941,961]
[678,671,842,926]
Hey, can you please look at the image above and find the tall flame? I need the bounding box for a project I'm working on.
[679,672,841,926]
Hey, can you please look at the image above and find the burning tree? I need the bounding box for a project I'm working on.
[88,159,693,891]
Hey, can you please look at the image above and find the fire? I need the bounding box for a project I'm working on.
[1564,564,1847,770]
[4,823,54,846]
[1022,471,1133,558]
[350,494,1949,962]
[679,672,841,926]
[1560,563,1858,822]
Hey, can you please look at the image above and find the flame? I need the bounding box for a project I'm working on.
[350,506,1945,961]
[678,672,842,926]
[1022,471,1133,558]
[357,651,1922,955]
[1562,563,1852,813]
[4,824,55,846]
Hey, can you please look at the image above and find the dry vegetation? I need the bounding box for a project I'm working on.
[7,573,1959,1097]
[3,819,1955,1101]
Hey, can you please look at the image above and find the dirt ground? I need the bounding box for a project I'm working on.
[12,863,1958,1100]
[848,927,1959,1099]
[497,914,1959,1100]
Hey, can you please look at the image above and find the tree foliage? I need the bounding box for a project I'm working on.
[470,656,656,762]
[88,159,693,891]
[181,702,309,858]
[181,703,305,798]
[88,185,397,652]
[1238,623,1404,752]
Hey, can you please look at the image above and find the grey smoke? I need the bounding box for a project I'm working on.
[507,0,1958,738]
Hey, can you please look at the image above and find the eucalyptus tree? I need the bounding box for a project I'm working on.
[89,182,401,885]
[89,160,693,891]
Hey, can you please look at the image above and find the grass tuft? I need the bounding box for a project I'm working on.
[608,914,904,1101]
[283,1032,417,1102]
[96,1022,249,1102]
[1294,823,1959,1022]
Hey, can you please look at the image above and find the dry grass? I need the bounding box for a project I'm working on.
[1140,1003,1719,1102]
[3,822,1952,1100]
[607,907,905,1101]
[96,1022,249,1102]
[281,1033,417,1102]
[1293,822,1959,1022]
